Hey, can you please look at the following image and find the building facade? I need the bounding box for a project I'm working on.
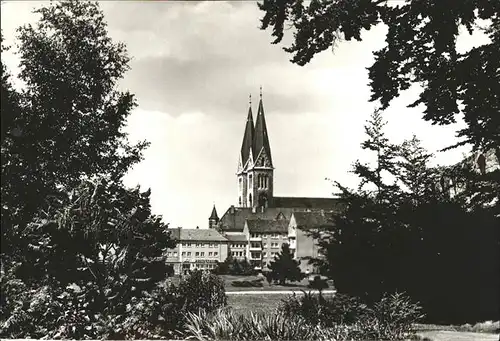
[208,90,339,272]
[165,227,228,275]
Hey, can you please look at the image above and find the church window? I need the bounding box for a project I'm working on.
[264,175,268,188]
[249,193,252,206]
[249,174,253,188]
[239,197,242,206]
[239,177,242,190]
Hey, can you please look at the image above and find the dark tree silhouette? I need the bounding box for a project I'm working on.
[259,0,500,152]
[269,243,304,285]
[307,112,499,323]
[1,1,177,338]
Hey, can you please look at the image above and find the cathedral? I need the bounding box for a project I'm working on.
[208,90,339,270]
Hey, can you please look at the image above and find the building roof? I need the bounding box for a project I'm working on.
[292,211,334,230]
[225,234,248,242]
[240,106,254,168]
[253,98,272,167]
[218,204,339,233]
[273,196,339,209]
[209,205,219,220]
[246,218,289,233]
[166,228,227,242]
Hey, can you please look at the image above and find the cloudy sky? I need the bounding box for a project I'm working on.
[1,1,490,229]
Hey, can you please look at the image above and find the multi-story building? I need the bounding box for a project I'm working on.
[207,89,340,272]
[165,227,228,275]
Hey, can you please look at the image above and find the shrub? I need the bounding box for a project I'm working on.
[184,309,321,341]
[155,270,227,336]
[359,292,425,340]
[278,291,367,327]
[307,275,329,291]
[231,279,263,287]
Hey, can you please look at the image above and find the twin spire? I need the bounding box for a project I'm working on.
[240,87,272,169]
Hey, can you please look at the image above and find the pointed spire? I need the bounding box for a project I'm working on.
[240,97,255,167]
[253,89,272,167]
[209,204,219,220]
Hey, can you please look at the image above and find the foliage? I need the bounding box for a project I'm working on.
[231,279,264,287]
[361,292,425,340]
[307,110,500,323]
[184,308,330,341]
[150,271,227,337]
[307,275,329,291]
[0,180,177,339]
[213,256,254,276]
[259,0,500,151]
[175,270,227,315]
[185,293,423,341]
[279,291,367,327]
[0,1,178,339]
[268,243,304,285]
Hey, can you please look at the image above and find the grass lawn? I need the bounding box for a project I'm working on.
[227,293,285,316]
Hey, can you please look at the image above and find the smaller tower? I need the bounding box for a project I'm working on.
[209,204,219,229]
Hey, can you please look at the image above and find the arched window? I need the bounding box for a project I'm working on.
[264,175,268,189]
[239,177,242,191]
[239,196,242,206]
[249,174,253,188]
[249,193,253,207]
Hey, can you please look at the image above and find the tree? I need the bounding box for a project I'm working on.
[1,0,148,251]
[1,1,177,338]
[269,243,303,285]
[259,0,500,152]
[307,111,499,323]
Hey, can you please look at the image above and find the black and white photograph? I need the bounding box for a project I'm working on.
[1,0,499,340]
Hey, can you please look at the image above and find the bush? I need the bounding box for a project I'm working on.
[184,292,424,341]
[279,291,367,327]
[278,291,423,340]
[361,292,425,340]
[151,270,227,337]
[307,275,329,291]
[231,279,263,288]
[184,308,328,341]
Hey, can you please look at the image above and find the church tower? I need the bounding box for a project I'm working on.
[247,88,274,209]
[236,95,254,207]
[208,204,219,229]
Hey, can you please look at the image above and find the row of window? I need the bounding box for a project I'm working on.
[231,243,246,248]
[249,251,293,259]
[181,242,219,248]
[250,233,285,239]
[168,251,219,257]
[231,251,244,257]
[192,263,217,269]
[234,242,282,249]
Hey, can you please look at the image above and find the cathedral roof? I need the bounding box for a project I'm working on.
[252,98,272,166]
[240,106,254,167]
[273,197,339,209]
[218,200,340,233]
[209,205,219,220]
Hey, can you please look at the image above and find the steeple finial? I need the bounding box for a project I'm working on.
[259,86,262,99]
